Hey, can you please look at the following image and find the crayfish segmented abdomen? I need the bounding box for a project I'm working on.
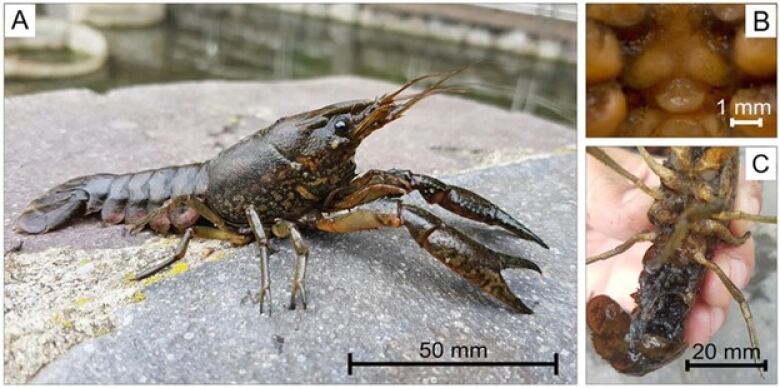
[17,163,208,234]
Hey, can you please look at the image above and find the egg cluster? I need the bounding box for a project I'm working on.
[587,4,776,137]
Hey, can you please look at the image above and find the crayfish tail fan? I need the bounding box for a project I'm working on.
[16,177,93,234]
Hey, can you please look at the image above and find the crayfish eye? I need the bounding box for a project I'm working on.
[333,116,350,136]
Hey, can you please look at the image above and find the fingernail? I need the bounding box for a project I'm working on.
[738,182,761,214]
[747,195,760,215]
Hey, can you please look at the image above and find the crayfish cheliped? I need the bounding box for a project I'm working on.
[16,70,549,314]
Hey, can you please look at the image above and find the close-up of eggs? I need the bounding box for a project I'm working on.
[587,4,777,137]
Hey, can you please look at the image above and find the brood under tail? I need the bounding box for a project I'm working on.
[17,163,208,234]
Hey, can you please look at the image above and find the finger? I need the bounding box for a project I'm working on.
[731,166,762,236]
[586,231,615,297]
[587,148,659,240]
[684,302,727,346]
[719,237,756,277]
[700,251,750,308]
[586,184,649,236]
[586,261,610,299]
[599,240,649,312]
[586,227,623,257]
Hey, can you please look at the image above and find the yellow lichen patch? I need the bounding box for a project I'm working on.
[52,313,75,331]
[169,262,189,276]
[131,291,146,303]
[94,326,111,337]
[77,258,92,266]
[141,272,165,287]
[122,272,138,284]
[74,297,93,307]
[137,262,190,288]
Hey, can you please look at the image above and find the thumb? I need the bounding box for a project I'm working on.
[731,167,762,236]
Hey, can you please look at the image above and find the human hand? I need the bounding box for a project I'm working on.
[586,147,761,346]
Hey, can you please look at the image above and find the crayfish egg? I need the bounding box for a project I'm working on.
[622,108,663,137]
[734,26,777,78]
[587,82,627,136]
[587,20,623,84]
[654,78,707,113]
[708,4,745,23]
[655,114,722,137]
[623,47,674,90]
[684,45,729,87]
[588,4,647,28]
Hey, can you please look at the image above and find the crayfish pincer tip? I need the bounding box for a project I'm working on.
[503,219,549,249]
[494,250,543,275]
[510,299,534,314]
[518,229,549,249]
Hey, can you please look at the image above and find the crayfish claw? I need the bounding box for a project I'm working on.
[494,285,534,314]
[400,204,540,314]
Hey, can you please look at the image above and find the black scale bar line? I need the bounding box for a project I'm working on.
[685,359,769,372]
[348,352,559,376]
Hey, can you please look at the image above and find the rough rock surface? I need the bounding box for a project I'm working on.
[4,78,575,383]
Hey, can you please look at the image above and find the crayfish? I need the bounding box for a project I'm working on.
[16,70,548,314]
[586,147,776,376]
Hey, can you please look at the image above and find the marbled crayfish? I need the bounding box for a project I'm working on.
[586,147,776,376]
[17,70,548,314]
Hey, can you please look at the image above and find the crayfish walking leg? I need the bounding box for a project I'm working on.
[246,206,272,315]
[271,220,310,311]
[245,207,310,314]
[131,196,252,280]
[135,228,194,280]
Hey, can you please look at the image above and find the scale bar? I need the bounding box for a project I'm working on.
[729,117,763,128]
[685,359,768,371]
[348,352,559,375]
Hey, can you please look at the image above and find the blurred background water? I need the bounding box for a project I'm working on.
[5,4,576,127]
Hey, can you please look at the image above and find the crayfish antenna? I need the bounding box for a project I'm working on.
[385,66,470,102]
